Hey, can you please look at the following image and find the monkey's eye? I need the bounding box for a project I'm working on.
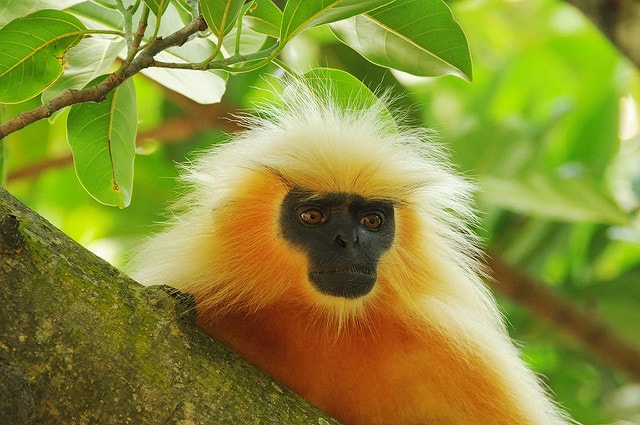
[299,208,326,225]
[360,213,383,230]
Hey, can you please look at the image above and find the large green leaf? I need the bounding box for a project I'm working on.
[143,0,170,16]
[480,174,629,226]
[244,0,282,38]
[303,67,395,128]
[0,0,86,26]
[141,50,228,104]
[0,9,86,104]
[42,37,126,105]
[200,0,245,38]
[280,0,392,43]
[330,0,472,81]
[67,76,137,208]
[67,0,123,29]
[68,1,227,104]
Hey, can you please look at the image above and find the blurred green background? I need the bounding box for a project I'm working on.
[4,0,640,423]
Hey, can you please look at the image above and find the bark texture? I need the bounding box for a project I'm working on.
[0,187,339,425]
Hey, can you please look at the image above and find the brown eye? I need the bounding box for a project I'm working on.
[361,213,383,230]
[300,209,325,225]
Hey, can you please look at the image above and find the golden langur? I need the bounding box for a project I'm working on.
[132,81,570,424]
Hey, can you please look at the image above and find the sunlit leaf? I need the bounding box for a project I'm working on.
[141,49,228,104]
[244,0,282,38]
[143,0,170,16]
[67,1,123,29]
[42,37,126,104]
[303,67,395,129]
[330,0,472,81]
[480,174,629,226]
[0,9,86,104]
[200,0,245,38]
[281,0,392,43]
[0,0,86,26]
[69,1,227,103]
[223,25,268,56]
[67,76,137,208]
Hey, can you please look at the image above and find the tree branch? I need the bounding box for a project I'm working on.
[0,15,207,140]
[487,252,640,382]
[0,187,339,424]
[6,90,241,182]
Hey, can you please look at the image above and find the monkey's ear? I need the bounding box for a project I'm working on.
[297,68,397,130]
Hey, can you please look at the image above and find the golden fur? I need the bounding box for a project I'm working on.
[132,81,570,424]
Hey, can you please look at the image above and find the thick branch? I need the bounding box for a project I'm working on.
[0,187,339,424]
[0,15,207,140]
[487,252,640,382]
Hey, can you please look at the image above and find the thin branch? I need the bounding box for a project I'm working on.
[130,5,150,58]
[6,156,73,182]
[115,0,134,51]
[487,251,640,382]
[6,91,241,182]
[0,15,207,140]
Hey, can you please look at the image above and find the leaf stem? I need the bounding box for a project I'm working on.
[234,3,251,56]
[127,5,150,64]
[115,0,134,51]
[272,58,297,77]
[151,1,163,40]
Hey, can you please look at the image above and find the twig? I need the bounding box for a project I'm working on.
[6,93,241,182]
[0,15,207,140]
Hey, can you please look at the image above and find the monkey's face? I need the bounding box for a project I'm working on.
[280,189,395,299]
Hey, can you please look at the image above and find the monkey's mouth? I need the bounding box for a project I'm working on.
[308,268,376,299]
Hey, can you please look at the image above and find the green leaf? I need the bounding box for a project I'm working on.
[141,51,228,104]
[303,68,396,128]
[200,0,245,38]
[281,0,392,43]
[67,76,137,208]
[68,1,227,104]
[223,24,268,56]
[244,0,282,38]
[0,9,86,104]
[143,0,170,16]
[0,0,86,26]
[480,174,629,226]
[42,37,126,105]
[330,0,472,81]
[67,1,124,29]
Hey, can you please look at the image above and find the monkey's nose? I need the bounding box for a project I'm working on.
[335,232,358,248]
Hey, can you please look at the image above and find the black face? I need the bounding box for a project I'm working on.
[280,189,395,299]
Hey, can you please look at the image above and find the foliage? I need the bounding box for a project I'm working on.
[2,0,640,424]
[412,2,640,422]
[0,0,470,206]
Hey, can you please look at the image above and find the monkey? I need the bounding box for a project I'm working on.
[131,79,571,424]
